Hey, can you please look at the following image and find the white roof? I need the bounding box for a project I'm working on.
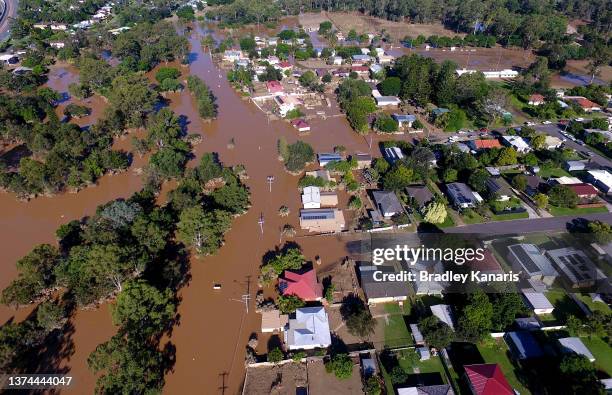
[430,304,455,331]
[410,323,424,343]
[551,176,582,185]
[588,170,612,188]
[0,54,17,61]
[502,135,530,150]
[285,306,332,349]
[302,186,321,205]
[558,337,595,361]
[522,291,554,311]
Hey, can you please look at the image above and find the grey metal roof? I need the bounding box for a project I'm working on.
[372,190,404,215]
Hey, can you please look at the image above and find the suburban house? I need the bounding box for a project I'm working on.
[525,175,544,197]
[564,160,586,172]
[468,139,502,151]
[446,182,483,209]
[397,385,455,395]
[392,114,417,128]
[548,176,582,185]
[521,291,554,315]
[505,331,544,360]
[587,169,612,195]
[277,61,293,71]
[266,80,283,94]
[372,190,404,218]
[456,68,519,79]
[465,250,504,275]
[317,153,342,167]
[331,56,343,65]
[261,309,288,333]
[405,185,434,209]
[464,364,514,395]
[372,89,401,107]
[507,244,558,286]
[351,65,369,76]
[528,93,545,106]
[358,262,410,305]
[352,54,372,63]
[279,268,323,301]
[430,304,455,331]
[546,247,606,288]
[377,54,395,64]
[274,95,302,117]
[383,146,405,164]
[290,119,311,132]
[284,307,332,350]
[369,64,383,76]
[558,337,595,362]
[501,135,531,153]
[543,135,563,149]
[354,153,372,169]
[567,183,599,200]
[515,317,542,331]
[302,186,322,209]
[299,209,345,233]
[410,259,447,295]
[565,96,601,112]
[486,177,514,201]
[223,50,244,62]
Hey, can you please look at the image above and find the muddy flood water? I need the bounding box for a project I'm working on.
[0,24,405,393]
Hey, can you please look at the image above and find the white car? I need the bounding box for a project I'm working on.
[542,121,552,125]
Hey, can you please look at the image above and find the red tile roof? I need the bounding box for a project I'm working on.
[574,97,600,109]
[279,269,322,301]
[290,119,310,130]
[266,80,283,93]
[351,66,369,72]
[466,250,503,273]
[278,61,292,69]
[529,94,545,102]
[568,183,599,197]
[473,139,502,149]
[465,364,513,395]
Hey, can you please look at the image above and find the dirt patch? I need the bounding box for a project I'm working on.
[326,11,463,41]
[243,361,308,394]
[317,258,360,304]
[306,359,363,395]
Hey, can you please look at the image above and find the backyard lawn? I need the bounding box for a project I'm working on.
[478,340,531,395]
[536,167,571,178]
[582,336,612,377]
[541,290,584,324]
[491,211,530,221]
[576,294,611,314]
[383,303,411,348]
[461,209,485,224]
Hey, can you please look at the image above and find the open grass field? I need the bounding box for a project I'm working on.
[383,303,412,348]
[478,340,532,395]
[582,336,612,377]
[548,205,608,217]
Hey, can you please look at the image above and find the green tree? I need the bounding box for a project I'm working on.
[382,164,414,191]
[549,184,578,208]
[531,134,546,150]
[374,114,398,133]
[419,315,454,350]
[155,67,181,84]
[268,248,305,273]
[533,193,548,208]
[495,147,518,166]
[490,293,528,331]
[176,207,232,255]
[379,77,401,96]
[468,169,489,193]
[111,280,175,336]
[325,353,353,379]
[587,220,612,244]
[108,73,157,128]
[423,201,447,224]
[458,290,493,342]
[36,301,66,332]
[512,174,527,191]
[278,294,305,313]
[284,141,314,172]
[267,347,284,363]
[559,355,604,394]
[390,365,408,385]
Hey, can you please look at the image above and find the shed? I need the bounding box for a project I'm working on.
[558,337,595,362]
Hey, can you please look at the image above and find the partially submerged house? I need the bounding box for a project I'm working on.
[261,309,288,333]
[317,153,342,167]
[299,209,345,233]
[279,268,323,301]
[285,307,332,350]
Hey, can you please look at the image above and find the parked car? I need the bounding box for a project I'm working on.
[542,121,552,124]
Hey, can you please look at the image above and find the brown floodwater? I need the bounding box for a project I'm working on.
[0,24,419,394]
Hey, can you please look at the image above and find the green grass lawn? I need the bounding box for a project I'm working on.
[548,205,608,217]
[581,337,612,377]
[438,213,456,228]
[576,294,611,314]
[383,303,411,348]
[543,290,584,323]
[492,211,530,221]
[478,340,532,395]
[397,350,448,379]
[537,167,571,178]
[461,209,485,224]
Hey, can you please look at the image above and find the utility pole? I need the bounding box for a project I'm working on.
[267,175,275,192]
[258,212,264,235]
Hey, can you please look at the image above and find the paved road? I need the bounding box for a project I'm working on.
[0,0,17,42]
[535,124,612,169]
[445,212,612,234]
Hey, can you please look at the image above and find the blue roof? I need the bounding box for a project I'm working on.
[506,331,544,359]
[318,153,342,163]
[432,108,450,116]
[352,54,371,60]
[392,114,416,122]
[300,208,336,220]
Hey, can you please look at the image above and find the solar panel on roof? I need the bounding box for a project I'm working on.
[510,246,540,274]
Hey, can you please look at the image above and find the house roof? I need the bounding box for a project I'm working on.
[358,264,411,301]
[351,65,369,72]
[575,97,600,109]
[568,183,599,196]
[278,61,292,68]
[472,139,502,149]
[397,385,454,395]
[279,269,323,301]
[261,309,288,331]
[465,250,503,273]
[558,337,595,361]
[522,291,553,311]
[486,177,513,197]
[291,119,310,129]
[508,244,557,277]
[393,113,417,122]
[372,190,403,215]
[446,182,478,205]
[355,153,372,162]
[285,306,331,349]
[464,364,513,395]
[405,185,434,207]
[430,304,455,330]
[506,331,544,359]
[501,135,530,150]
[529,93,545,102]
[302,186,321,206]
[410,323,424,344]
[588,170,612,188]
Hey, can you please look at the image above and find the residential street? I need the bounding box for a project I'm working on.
[535,124,612,169]
[445,212,612,234]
